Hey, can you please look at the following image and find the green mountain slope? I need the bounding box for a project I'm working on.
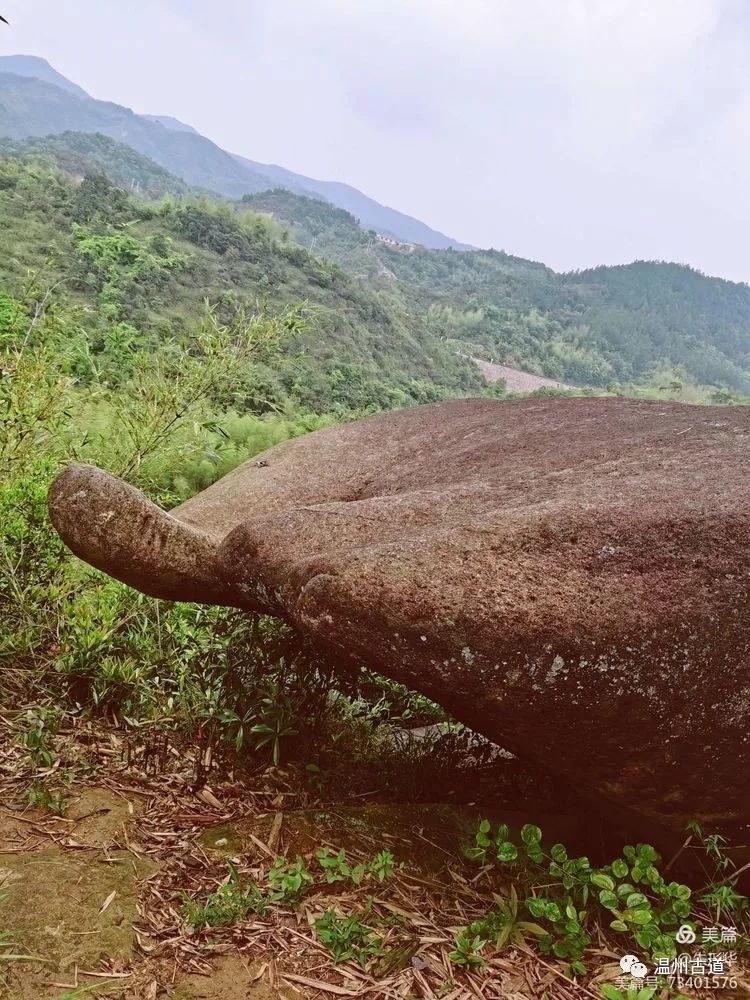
[0,156,480,411]
[0,132,190,198]
[246,188,750,391]
[0,56,469,250]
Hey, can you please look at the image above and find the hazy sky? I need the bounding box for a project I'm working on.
[3,0,750,281]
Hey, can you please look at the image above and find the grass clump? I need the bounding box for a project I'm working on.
[314,907,385,968]
[182,861,268,931]
[182,848,398,934]
[316,847,396,886]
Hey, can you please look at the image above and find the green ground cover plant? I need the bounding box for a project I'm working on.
[450,819,748,982]
[314,907,385,968]
[182,848,397,934]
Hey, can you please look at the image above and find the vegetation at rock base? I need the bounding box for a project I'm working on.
[314,907,386,968]
[181,861,270,929]
[437,820,748,1000]
[452,821,747,973]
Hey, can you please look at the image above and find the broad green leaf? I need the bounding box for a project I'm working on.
[550,843,568,863]
[591,872,615,891]
[527,898,546,919]
[637,845,658,863]
[625,893,648,909]
[521,824,542,845]
[497,841,518,863]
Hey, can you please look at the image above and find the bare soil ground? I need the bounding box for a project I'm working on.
[0,719,747,999]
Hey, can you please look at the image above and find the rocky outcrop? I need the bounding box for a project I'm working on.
[49,397,750,831]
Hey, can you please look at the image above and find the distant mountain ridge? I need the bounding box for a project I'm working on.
[0,55,470,250]
[232,152,473,250]
[0,54,90,99]
[142,114,200,135]
[0,68,277,196]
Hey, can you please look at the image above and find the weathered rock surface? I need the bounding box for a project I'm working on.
[49,397,750,831]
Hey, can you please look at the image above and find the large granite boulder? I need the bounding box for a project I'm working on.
[49,397,750,832]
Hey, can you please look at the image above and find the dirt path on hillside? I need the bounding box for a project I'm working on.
[470,356,574,393]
